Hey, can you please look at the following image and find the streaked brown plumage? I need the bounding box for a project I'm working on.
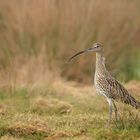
[68,43,140,123]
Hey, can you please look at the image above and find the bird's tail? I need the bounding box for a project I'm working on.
[123,93,140,109]
[135,100,140,109]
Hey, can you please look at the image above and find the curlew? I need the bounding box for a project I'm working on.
[68,43,140,123]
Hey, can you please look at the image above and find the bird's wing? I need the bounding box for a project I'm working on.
[97,76,139,108]
[105,77,130,100]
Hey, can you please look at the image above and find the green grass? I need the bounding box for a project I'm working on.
[0,82,140,140]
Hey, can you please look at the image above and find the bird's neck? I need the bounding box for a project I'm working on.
[95,52,106,75]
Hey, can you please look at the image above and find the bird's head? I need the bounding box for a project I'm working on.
[91,43,103,52]
[68,42,103,62]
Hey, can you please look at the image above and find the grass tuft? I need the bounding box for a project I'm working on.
[31,97,73,115]
[0,80,139,139]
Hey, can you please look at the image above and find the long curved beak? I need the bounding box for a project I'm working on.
[68,47,96,62]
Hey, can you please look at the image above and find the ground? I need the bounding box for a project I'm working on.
[0,80,140,140]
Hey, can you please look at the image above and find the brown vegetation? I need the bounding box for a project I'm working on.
[0,1,140,139]
[0,80,140,139]
[0,0,139,86]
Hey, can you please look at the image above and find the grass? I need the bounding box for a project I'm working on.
[0,80,140,139]
[0,0,140,139]
[0,0,140,84]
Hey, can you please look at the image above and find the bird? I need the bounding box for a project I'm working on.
[68,43,140,124]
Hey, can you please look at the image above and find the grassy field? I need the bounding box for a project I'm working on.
[0,0,140,139]
[0,80,140,140]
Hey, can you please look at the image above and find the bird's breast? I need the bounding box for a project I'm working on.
[94,73,108,98]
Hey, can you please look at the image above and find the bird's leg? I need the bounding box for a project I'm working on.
[112,101,118,122]
[106,98,113,125]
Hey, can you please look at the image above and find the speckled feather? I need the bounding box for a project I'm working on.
[94,53,140,109]
[95,75,140,109]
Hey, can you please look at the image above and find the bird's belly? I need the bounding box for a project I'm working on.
[95,83,108,98]
[94,75,108,98]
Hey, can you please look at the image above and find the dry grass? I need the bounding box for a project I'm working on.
[0,0,140,139]
[0,136,19,140]
[31,97,73,114]
[0,0,139,86]
[0,80,140,139]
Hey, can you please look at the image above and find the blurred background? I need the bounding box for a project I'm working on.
[0,0,140,88]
